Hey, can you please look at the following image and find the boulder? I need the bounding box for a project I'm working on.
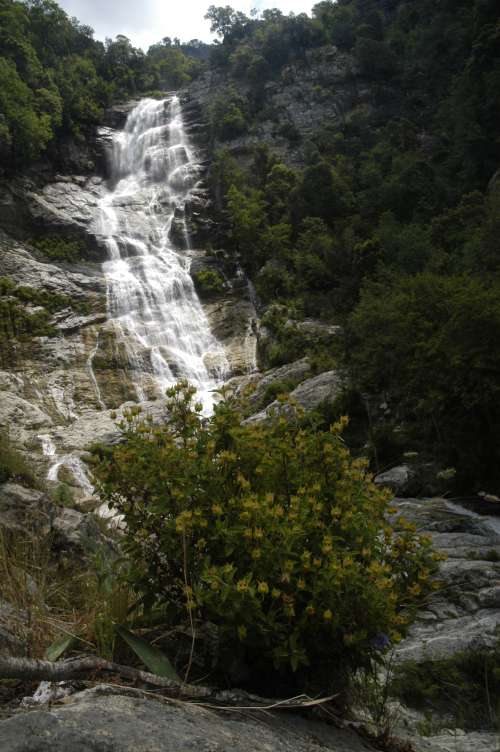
[52,508,107,554]
[394,498,500,663]
[245,370,343,423]
[226,358,312,408]
[374,465,419,496]
[0,685,375,752]
[0,483,50,533]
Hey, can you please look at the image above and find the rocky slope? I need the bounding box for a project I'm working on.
[0,98,258,499]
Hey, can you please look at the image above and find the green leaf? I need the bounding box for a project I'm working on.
[44,634,74,662]
[116,626,180,680]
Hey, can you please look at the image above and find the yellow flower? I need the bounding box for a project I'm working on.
[254,527,263,540]
[237,625,247,640]
[408,583,422,597]
[271,588,281,599]
[305,604,316,616]
[251,548,262,560]
[244,528,253,539]
[323,609,333,621]
[236,579,248,592]
[257,581,269,594]
[297,578,306,590]
[211,503,223,515]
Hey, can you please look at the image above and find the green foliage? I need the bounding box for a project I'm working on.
[348,273,500,488]
[92,381,439,694]
[116,626,180,680]
[209,88,248,140]
[192,268,225,298]
[0,432,37,487]
[391,645,500,731]
[32,234,86,262]
[52,482,75,508]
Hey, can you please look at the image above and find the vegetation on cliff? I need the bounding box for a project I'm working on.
[205,0,500,491]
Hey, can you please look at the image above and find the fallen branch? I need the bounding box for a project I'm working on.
[0,655,337,711]
[0,655,212,698]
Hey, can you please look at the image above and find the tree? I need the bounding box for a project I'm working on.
[348,273,500,488]
[205,5,250,41]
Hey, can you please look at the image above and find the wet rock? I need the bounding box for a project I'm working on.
[0,684,376,752]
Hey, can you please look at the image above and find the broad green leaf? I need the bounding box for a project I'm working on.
[116,626,180,680]
[44,634,74,662]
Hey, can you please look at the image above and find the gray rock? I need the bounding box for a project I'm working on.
[0,600,27,656]
[52,508,106,553]
[394,498,500,663]
[226,358,312,408]
[246,370,343,423]
[0,685,375,752]
[51,309,108,334]
[0,230,106,299]
[0,483,49,533]
[375,465,418,495]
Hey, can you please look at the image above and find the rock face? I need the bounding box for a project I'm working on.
[0,685,374,752]
[394,497,500,664]
[186,46,360,169]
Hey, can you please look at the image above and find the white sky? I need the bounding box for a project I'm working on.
[57,0,312,50]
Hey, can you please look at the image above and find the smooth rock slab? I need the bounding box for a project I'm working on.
[0,686,374,752]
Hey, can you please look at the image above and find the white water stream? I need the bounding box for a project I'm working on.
[99,96,228,408]
[45,95,228,492]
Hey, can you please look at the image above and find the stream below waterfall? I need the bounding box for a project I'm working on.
[44,95,229,492]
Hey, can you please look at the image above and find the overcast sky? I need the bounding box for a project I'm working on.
[57,0,312,51]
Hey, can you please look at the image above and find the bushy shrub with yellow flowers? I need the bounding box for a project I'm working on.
[92,382,440,693]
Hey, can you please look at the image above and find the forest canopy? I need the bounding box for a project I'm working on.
[0,0,202,165]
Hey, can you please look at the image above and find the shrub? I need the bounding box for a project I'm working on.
[192,269,225,298]
[31,235,85,263]
[92,382,439,695]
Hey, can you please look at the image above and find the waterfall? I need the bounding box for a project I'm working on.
[97,96,228,411]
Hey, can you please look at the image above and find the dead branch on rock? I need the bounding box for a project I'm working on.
[0,655,337,711]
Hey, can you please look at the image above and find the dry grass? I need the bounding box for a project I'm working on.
[0,525,132,661]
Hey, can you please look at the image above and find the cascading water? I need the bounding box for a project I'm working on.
[44,96,229,493]
[98,96,228,410]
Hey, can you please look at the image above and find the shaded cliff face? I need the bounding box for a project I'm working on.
[185,45,362,169]
[0,95,257,497]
